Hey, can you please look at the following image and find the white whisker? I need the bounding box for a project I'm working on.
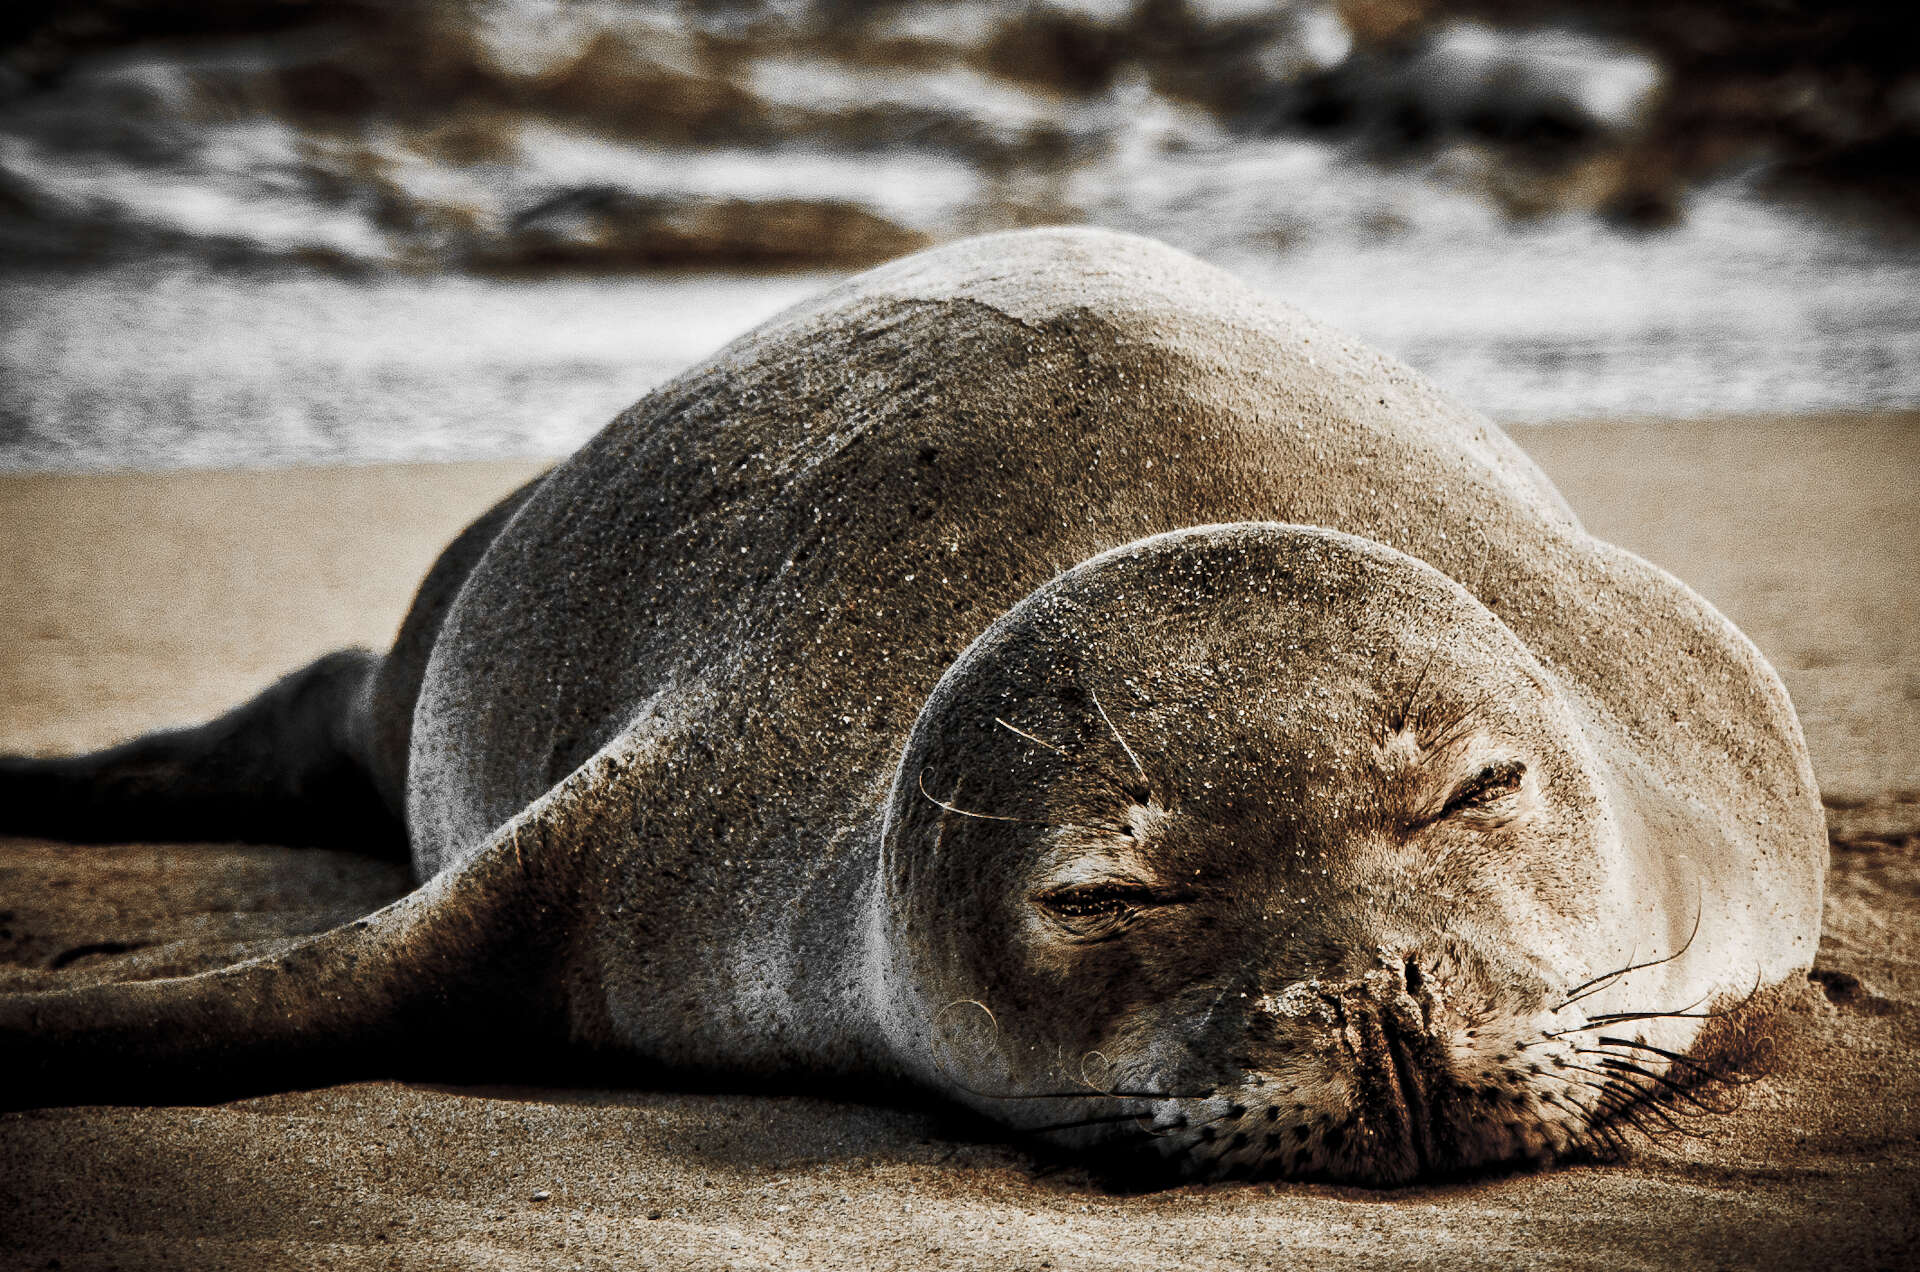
[917,770,1029,823]
[994,716,1068,755]
[1087,683,1149,786]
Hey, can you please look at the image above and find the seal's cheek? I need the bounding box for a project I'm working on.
[1016,902,1136,981]
[1007,900,1222,1047]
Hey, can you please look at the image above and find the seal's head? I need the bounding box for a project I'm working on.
[874,524,1723,1185]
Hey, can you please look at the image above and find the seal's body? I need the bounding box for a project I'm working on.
[0,229,1823,1184]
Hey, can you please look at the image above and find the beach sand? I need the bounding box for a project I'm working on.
[1,415,1915,1269]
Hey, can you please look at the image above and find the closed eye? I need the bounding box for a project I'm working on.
[1439,759,1527,820]
[1040,882,1154,918]
[1034,880,1182,939]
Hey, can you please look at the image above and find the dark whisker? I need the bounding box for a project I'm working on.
[1562,1061,1638,1089]
[1420,688,1501,754]
[1606,1086,1715,1141]
[1593,1035,1763,1085]
[1579,1053,1742,1115]
[1555,942,1639,1012]
[1595,1120,1635,1157]
[1565,1065,1718,1141]
[1542,980,1719,1035]
[1584,1040,1735,1084]
[1558,903,1703,1009]
[1546,1081,1621,1156]
[1548,1009,1713,1036]
[1532,1052,1727,1155]
[1605,1099,1694,1145]
[1557,990,1752,1032]
[1394,648,1439,734]
[1581,1077,1667,1133]
[1575,1108,1631,1159]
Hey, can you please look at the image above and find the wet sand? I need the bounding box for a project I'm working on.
[1,415,1916,1269]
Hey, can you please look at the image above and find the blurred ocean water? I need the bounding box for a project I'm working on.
[0,269,831,472]
[4,1,1917,472]
[3,186,1914,474]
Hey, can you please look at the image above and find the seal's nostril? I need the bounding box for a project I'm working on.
[1404,959,1425,996]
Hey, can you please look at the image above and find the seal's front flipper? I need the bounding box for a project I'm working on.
[0,650,403,853]
[0,804,583,1110]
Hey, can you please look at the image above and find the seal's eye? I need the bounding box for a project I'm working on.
[1044,884,1142,916]
[1036,881,1157,937]
[1440,760,1527,820]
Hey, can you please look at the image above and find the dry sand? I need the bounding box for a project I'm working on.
[1,415,1916,1270]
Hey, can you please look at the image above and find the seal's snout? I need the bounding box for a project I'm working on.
[1191,941,1573,1185]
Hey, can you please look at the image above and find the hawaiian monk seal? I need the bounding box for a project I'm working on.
[0,227,1824,1185]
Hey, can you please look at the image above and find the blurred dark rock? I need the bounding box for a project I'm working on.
[1436,0,1920,218]
[0,0,1913,272]
[488,184,929,269]
[1371,23,1662,144]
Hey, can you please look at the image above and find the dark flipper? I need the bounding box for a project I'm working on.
[0,649,404,854]
[0,805,583,1109]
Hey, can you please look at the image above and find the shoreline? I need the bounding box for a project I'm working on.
[7,240,1919,473]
